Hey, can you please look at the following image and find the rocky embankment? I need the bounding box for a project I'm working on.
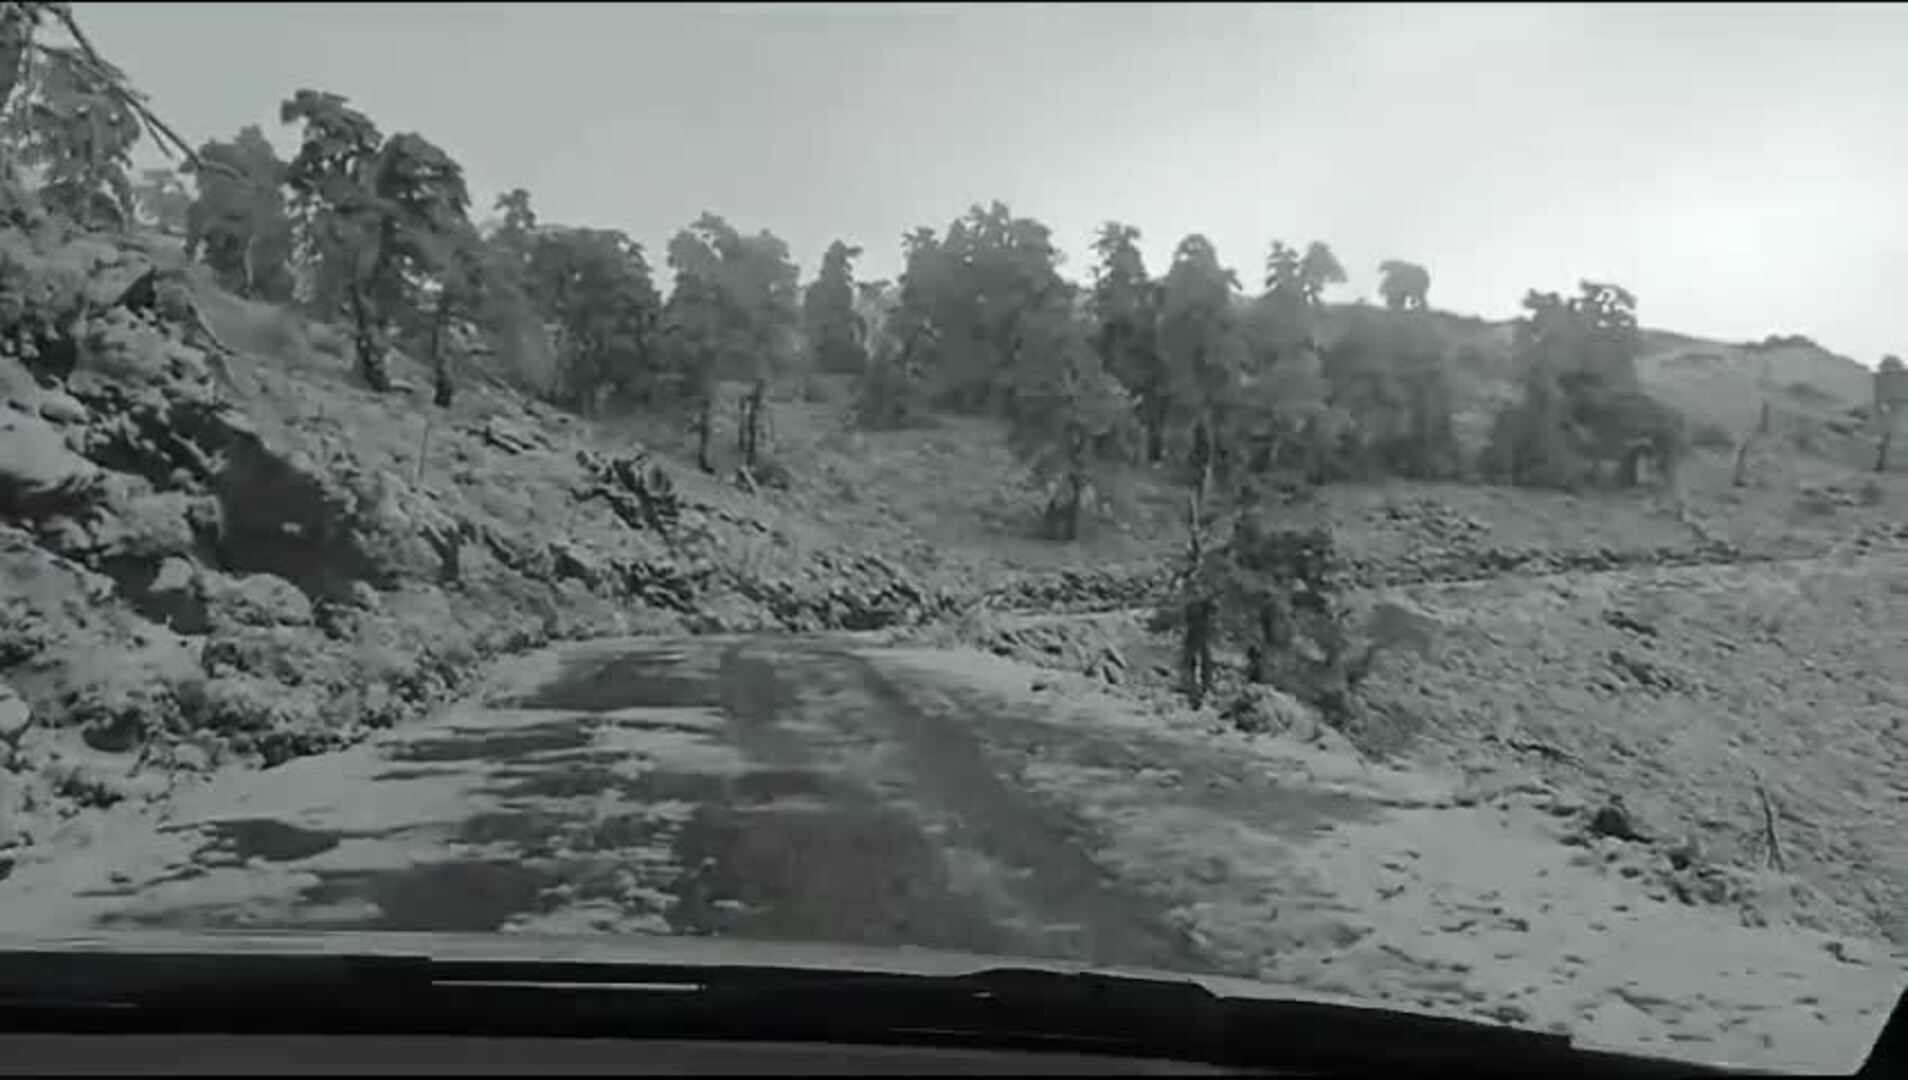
[973,510,1907,620]
[1,225,960,857]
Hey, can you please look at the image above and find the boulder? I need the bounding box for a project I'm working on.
[35,389,87,425]
[212,436,377,601]
[1585,798,1649,843]
[0,407,104,524]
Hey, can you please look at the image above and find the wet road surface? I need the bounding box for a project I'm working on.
[9,635,1904,1074]
[16,636,1348,975]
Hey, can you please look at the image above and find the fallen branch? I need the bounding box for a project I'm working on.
[414,413,433,487]
[477,416,542,455]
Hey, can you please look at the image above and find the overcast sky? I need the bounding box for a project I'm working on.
[85,2,1906,364]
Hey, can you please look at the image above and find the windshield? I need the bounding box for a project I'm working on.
[1,1,1903,1073]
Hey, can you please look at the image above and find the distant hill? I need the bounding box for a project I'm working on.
[1634,332,1876,465]
[1312,304,1882,472]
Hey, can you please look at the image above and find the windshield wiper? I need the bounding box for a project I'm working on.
[0,946,1874,1076]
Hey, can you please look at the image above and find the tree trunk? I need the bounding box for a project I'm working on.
[1143,400,1164,465]
[1190,418,1212,483]
[1052,473,1082,542]
[741,377,767,470]
[1055,432,1089,541]
[346,286,390,393]
[1179,489,1215,707]
[429,294,453,408]
[1183,595,1214,708]
[1246,602,1281,684]
[695,394,715,474]
[1217,439,1238,488]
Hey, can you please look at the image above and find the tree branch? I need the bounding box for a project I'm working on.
[42,6,242,183]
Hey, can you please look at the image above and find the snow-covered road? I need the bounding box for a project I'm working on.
[0,635,1901,1072]
[0,636,1269,971]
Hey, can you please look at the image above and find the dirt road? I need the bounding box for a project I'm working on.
[0,635,1352,974]
[4,635,1901,1072]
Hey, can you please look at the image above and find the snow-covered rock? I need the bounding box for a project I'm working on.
[0,406,102,518]
[85,488,205,563]
[203,571,314,629]
[34,389,86,425]
[0,681,31,747]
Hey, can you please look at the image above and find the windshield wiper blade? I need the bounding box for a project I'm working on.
[0,948,1779,1075]
[405,959,1766,1074]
